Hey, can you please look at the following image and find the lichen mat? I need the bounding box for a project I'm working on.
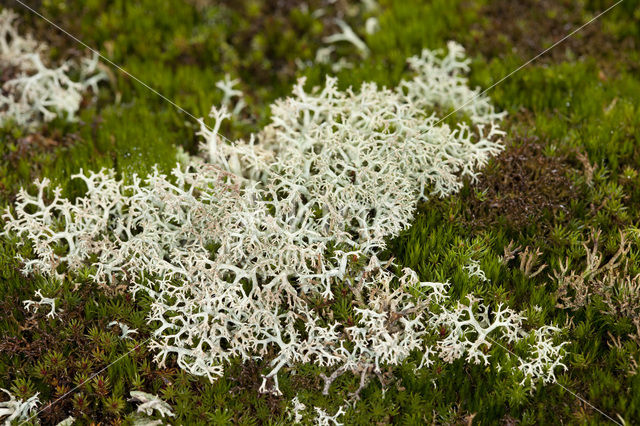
[3,42,566,398]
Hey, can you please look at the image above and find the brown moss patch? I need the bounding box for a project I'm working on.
[462,131,577,231]
[5,131,79,163]
[468,0,636,70]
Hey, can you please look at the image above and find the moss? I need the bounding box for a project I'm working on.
[461,129,578,232]
[468,0,637,70]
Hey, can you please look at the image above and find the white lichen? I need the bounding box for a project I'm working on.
[0,8,105,129]
[323,19,369,57]
[517,326,568,385]
[129,391,174,418]
[365,17,380,35]
[4,43,565,397]
[55,416,75,426]
[108,321,138,340]
[290,396,307,424]
[314,405,346,426]
[23,289,59,318]
[464,259,488,282]
[215,74,245,116]
[0,389,39,425]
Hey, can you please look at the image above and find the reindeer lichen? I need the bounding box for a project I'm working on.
[3,42,565,399]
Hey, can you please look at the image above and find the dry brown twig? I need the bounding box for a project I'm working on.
[500,240,521,264]
[519,246,547,278]
[553,229,640,344]
[576,151,596,186]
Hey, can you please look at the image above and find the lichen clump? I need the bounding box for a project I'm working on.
[4,42,566,396]
[0,9,103,129]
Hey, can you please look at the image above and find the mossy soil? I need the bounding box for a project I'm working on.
[1,0,640,424]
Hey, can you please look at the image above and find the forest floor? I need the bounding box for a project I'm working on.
[1,0,639,424]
